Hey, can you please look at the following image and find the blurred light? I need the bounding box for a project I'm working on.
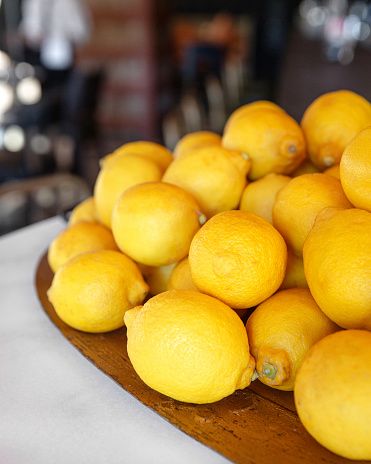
[325,43,341,62]
[349,1,369,20]
[352,21,370,40]
[0,192,28,223]
[59,181,78,205]
[0,82,14,115]
[327,0,348,15]
[0,127,4,148]
[14,62,35,80]
[338,44,355,64]
[16,77,42,105]
[54,134,75,171]
[343,14,361,40]
[300,0,319,18]
[307,6,328,27]
[0,51,11,70]
[34,187,56,208]
[30,134,51,154]
[0,68,10,82]
[3,125,25,152]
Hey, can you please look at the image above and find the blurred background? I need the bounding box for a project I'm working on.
[0,0,370,234]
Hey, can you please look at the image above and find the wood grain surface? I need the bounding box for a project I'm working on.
[35,252,367,464]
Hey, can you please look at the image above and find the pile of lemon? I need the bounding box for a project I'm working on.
[46,90,371,461]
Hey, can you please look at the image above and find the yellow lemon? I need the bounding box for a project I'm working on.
[239,173,291,224]
[295,329,371,460]
[301,90,371,169]
[189,210,287,309]
[279,249,308,290]
[111,181,206,267]
[290,158,321,177]
[303,207,371,330]
[222,106,306,180]
[124,289,256,404]
[272,173,353,257]
[162,145,250,218]
[340,125,371,212]
[172,130,222,158]
[323,164,340,179]
[94,152,163,229]
[246,288,340,391]
[102,140,173,173]
[48,250,149,333]
[47,221,119,273]
[224,100,286,132]
[68,196,98,226]
[167,257,199,292]
[143,262,178,296]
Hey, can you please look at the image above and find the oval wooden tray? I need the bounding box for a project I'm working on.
[35,252,365,464]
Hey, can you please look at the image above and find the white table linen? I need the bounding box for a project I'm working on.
[0,217,230,464]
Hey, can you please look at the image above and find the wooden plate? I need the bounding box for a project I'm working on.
[35,252,361,464]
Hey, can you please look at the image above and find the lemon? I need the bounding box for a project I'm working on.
[273,173,353,257]
[295,329,371,460]
[111,181,206,267]
[68,196,98,226]
[189,210,287,309]
[301,90,371,169]
[224,100,286,132]
[290,158,320,177]
[173,130,222,158]
[222,106,306,180]
[163,145,250,218]
[246,288,340,391]
[124,289,256,404]
[167,257,199,292]
[303,207,371,330]
[47,221,119,273]
[143,262,178,296]
[340,125,371,212]
[101,140,173,173]
[279,249,308,290]
[47,250,149,333]
[239,173,291,224]
[94,152,163,229]
[323,164,340,179]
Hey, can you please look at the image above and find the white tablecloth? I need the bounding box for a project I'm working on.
[0,217,230,464]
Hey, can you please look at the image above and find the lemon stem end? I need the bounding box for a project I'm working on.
[198,212,207,226]
[251,369,259,382]
[323,156,335,167]
[262,362,277,380]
